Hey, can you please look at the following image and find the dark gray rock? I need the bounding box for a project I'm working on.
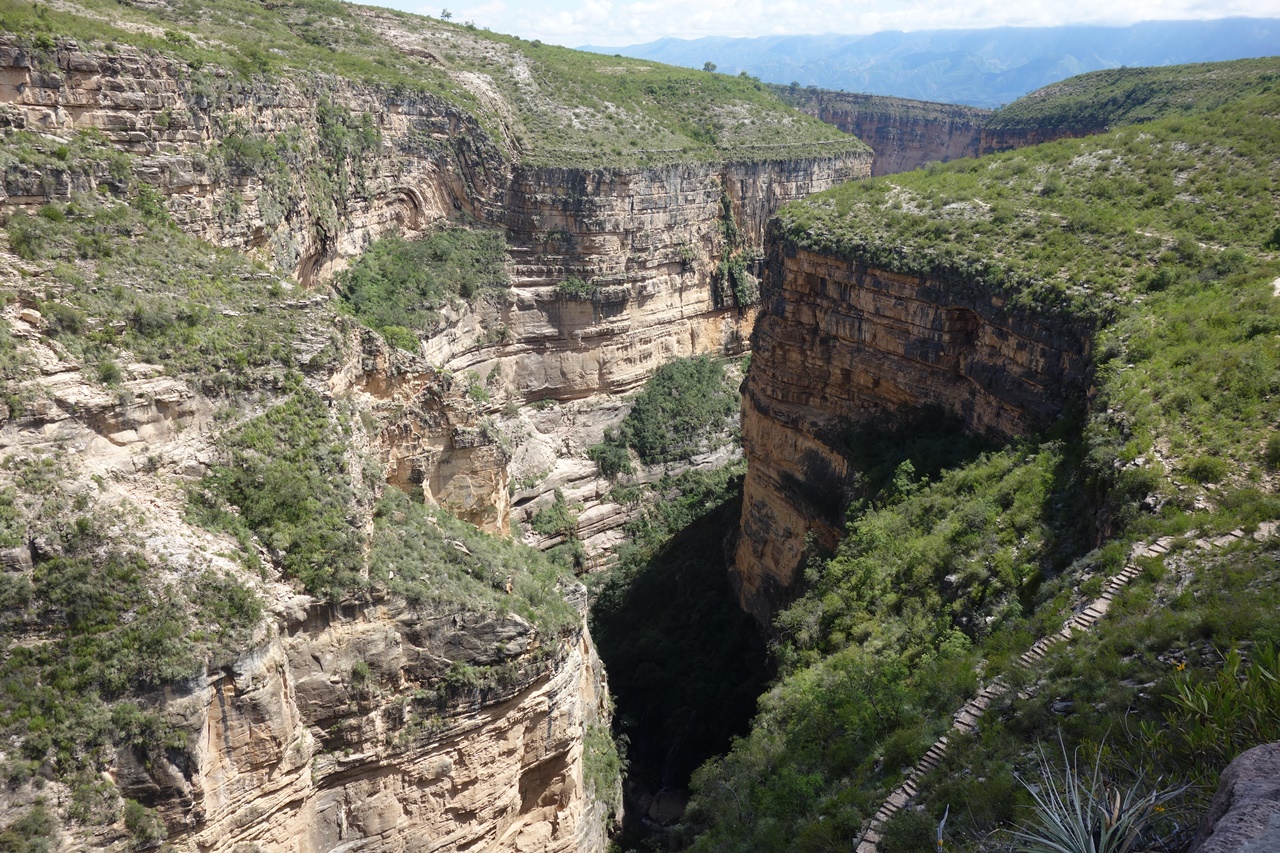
[1190,743,1280,853]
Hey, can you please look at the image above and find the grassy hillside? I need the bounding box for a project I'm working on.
[985,56,1280,132]
[680,62,1280,852]
[0,0,864,167]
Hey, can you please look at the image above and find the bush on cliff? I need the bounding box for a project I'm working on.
[588,355,738,477]
[337,225,509,352]
[189,387,365,598]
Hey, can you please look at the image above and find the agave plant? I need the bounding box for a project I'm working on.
[1012,736,1186,853]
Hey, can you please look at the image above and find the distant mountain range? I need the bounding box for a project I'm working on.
[581,19,1280,107]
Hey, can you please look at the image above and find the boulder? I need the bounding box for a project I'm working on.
[1190,743,1280,853]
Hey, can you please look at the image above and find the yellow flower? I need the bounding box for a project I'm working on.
[1174,661,1186,671]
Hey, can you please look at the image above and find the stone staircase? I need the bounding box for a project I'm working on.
[854,522,1278,852]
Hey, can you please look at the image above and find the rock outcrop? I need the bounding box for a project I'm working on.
[0,297,616,851]
[1190,743,1280,853]
[134,592,611,853]
[775,86,1107,177]
[732,233,1092,619]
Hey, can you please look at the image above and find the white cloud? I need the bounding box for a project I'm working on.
[389,0,1280,46]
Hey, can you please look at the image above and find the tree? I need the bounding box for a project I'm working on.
[702,61,716,72]
[440,8,452,20]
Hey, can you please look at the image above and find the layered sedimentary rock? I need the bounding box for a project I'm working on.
[131,593,611,853]
[0,37,870,405]
[0,299,613,851]
[774,88,992,176]
[732,234,1092,619]
[775,85,1105,177]
[0,35,870,563]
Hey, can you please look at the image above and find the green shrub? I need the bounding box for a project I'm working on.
[530,490,578,538]
[1185,456,1229,484]
[555,277,595,300]
[337,226,508,342]
[96,360,122,386]
[879,809,937,853]
[587,437,632,479]
[380,324,419,352]
[0,804,55,853]
[190,389,363,597]
[123,799,166,845]
[1264,432,1280,468]
[618,355,737,465]
[369,488,576,636]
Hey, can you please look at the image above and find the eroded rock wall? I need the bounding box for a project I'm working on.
[774,88,991,176]
[0,37,870,405]
[732,235,1092,619]
[0,299,614,851]
[776,86,1109,177]
[135,594,611,853]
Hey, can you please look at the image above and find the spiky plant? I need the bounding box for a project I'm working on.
[1012,737,1185,853]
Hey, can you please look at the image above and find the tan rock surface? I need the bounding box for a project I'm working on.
[733,242,1093,619]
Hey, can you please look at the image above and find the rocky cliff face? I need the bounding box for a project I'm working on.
[0,36,868,558]
[0,38,869,404]
[773,88,991,176]
[732,234,1093,619]
[775,86,1105,176]
[0,294,615,851]
[137,593,610,853]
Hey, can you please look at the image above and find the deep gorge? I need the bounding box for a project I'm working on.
[2,10,1279,853]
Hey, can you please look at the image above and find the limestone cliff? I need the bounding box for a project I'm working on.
[773,87,991,176]
[134,593,611,853]
[0,37,870,405]
[0,277,614,851]
[732,231,1093,619]
[0,36,867,556]
[774,86,1111,177]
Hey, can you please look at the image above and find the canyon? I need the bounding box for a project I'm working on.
[3,7,1277,851]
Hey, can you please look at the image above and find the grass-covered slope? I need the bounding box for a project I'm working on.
[679,63,1280,852]
[0,0,864,167]
[777,56,1280,318]
[985,56,1280,133]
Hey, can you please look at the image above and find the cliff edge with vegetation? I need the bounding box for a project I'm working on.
[698,55,1280,852]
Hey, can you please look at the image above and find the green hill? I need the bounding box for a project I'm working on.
[985,56,1280,133]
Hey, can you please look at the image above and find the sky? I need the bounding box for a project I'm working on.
[380,0,1280,47]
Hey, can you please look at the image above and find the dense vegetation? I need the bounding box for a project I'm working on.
[0,0,865,167]
[370,487,578,638]
[337,226,509,351]
[588,356,739,477]
[679,63,1280,852]
[0,458,260,830]
[0,188,335,400]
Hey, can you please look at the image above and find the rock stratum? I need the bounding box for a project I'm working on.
[0,36,869,403]
[772,88,992,176]
[732,233,1093,619]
